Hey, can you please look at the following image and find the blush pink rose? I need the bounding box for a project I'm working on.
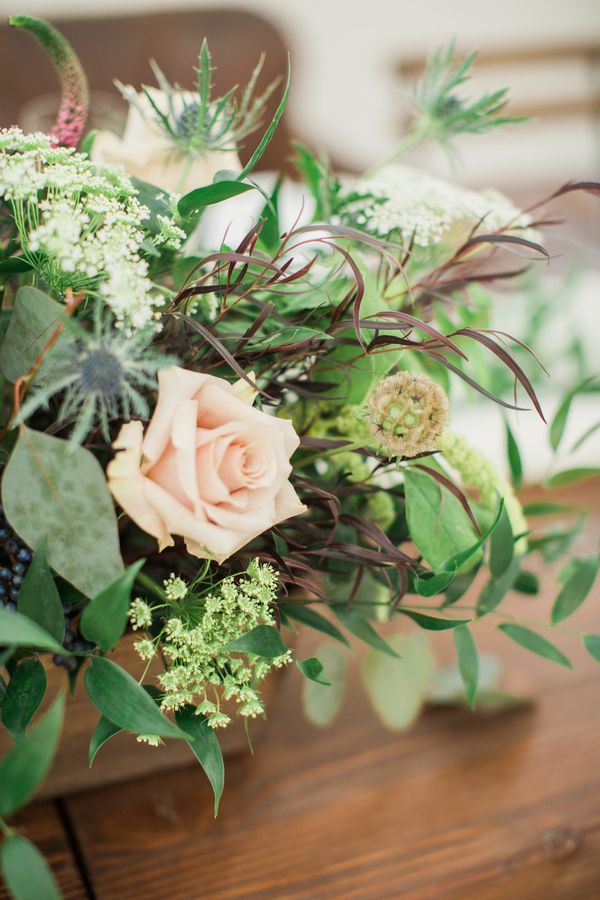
[107,366,306,563]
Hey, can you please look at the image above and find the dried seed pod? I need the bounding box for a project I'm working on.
[366,371,449,457]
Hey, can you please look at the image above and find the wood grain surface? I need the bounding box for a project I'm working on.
[3,482,600,898]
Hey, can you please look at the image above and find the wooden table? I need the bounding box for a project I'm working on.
[4,483,600,899]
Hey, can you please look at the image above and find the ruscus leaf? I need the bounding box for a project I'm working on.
[1,659,47,742]
[176,705,224,817]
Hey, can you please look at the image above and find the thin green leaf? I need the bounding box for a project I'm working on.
[438,498,505,573]
[546,467,600,488]
[477,556,520,616]
[84,658,187,740]
[237,56,291,180]
[513,570,540,595]
[551,556,599,624]
[505,421,523,488]
[88,716,122,767]
[550,376,595,451]
[0,606,65,654]
[1,659,46,742]
[280,604,350,649]
[1,836,60,900]
[296,657,331,686]
[453,625,479,709]
[522,502,574,517]
[177,180,255,217]
[332,605,399,657]
[412,569,456,597]
[570,420,600,453]
[81,560,145,653]
[489,502,514,579]
[582,634,600,663]
[498,624,572,668]
[0,692,65,816]
[397,609,470,630]
[221,624,288,658]
[176,705,224,817]
[17,538,64,644]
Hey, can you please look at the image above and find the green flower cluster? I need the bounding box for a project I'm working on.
[132,561,290,729]
[438,430,527,548]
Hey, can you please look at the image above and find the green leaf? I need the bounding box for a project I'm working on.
[528,515,586,562]
[498,624,572,669]
[397,609,470,630]
[88,715,122,767]
[17,538,64,644]
[0,286,72,383]
[546,467,600,488]
[404,468,479,573]
[513,570,540,594]
[175,706,224,817]
[0,692,65,816]
[84,658,188,740]
[332,605,399,657]
[0,257,32,275]
[1,836,60,900]
[2,427,124,598]
[257,175,282,252]
[582,634,600,663]
[1,659,47,742]
[130,176,176,232]
[302,642,347,727]
[550,376,595,451]
[220,624,288,658]
[477,555,520,615]
[177,180,254,218]
[361,631,435,730]
[296,657,331,686]
[551,556,599,624]
[522,502,573,517]
[438,498,504,573]
[280,604,350,648]
[570,419,600,453]
[489,501,514,579]
[412,569,456,597]
[453,625,479,709]
[505,421,522,488]
[237,58,291,180]
[0,606,65,654]
[81,559,145,652]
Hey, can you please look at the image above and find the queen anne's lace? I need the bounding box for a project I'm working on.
[0,127,184,329]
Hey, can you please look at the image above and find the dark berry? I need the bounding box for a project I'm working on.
[4,540,18,555]
[16,549,31,563]
[52,654,77,671]
[0,529,10,541]
[0,568,11,581]
[11,575,22,588]
[13,563,25,577]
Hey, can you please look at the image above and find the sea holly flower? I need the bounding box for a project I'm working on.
[366,372,449,458]
[107,366,306,564]
[9,15,89,148]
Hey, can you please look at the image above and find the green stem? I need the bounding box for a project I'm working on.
[135,572,166,601]
[364,123,429,177]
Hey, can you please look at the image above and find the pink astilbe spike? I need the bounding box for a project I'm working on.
[9,15,89,148]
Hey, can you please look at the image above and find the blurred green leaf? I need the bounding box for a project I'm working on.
[453,625,479,709]
[361,632,435,730]
[550,376,595,451]
[281,604,350,649]
[398,609,470,630]
[1,836,61,900]
[582,634,600,663]
[546,467,600,488]
[505,421,522,488]
[551,556,599,624]
[489,502,514,579]
[523,502,574,517]
[302,642,347,727]
[0,692,65,816]
[332,605,399,657]
[1,659,46,742]
[498,624,571,669]
[477,556,520,616]
[17,538,64,644]
[513,570,540,595]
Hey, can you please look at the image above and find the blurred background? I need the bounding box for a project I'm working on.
[1,0,599,481]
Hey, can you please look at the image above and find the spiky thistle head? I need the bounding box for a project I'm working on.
[366,371,449,458]
[9,16,89,148]
[17,305,174,446]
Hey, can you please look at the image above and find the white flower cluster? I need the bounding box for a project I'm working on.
[0,127,183,329]
[344,164,533,249]
[133,561,290,729]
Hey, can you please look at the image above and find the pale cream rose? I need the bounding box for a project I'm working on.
[107,366,306,564]
[91,87,241,194]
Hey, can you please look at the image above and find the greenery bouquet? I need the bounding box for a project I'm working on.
[0,16,598,896]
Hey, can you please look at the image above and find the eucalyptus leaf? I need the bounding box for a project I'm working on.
[361,632,435,730]
[175,705,224,817]
[0,286,72,383]
[2,427,124,597]
[498,624,572,669]
[0,692,65,816]
[221,624,288,658]
[453,625,479,709]
[280,603,350,648]
[17,538,64,644]
[1,659,47,742]
[296,657,331,686]
[0,836,61,900]
[551,556,599,624]
[81,559,145,652]
[404,468,479,573]
[302,642,347,727]
[332,605,399,657]
[0,606,65,654]
[84,658,188,740]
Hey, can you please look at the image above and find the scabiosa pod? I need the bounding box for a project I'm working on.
[366,371,449,458]
[9,15,89,148]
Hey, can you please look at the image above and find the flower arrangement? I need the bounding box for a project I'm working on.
[0,16,599,893]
